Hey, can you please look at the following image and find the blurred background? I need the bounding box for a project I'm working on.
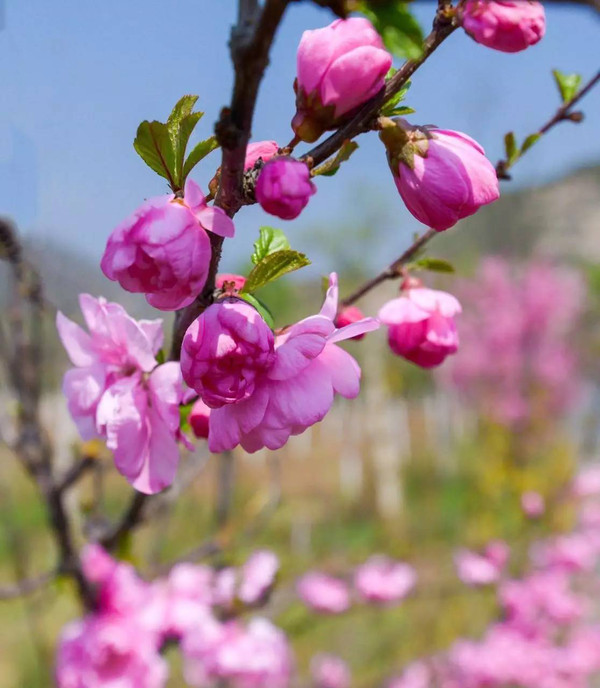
[1,0,600,686]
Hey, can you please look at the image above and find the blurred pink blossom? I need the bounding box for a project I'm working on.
[521,491,545,518]
[311,654,351,688]
[454,541,509,587]
[238,550,279,606]
[297,572,351,614]
[354,555,416,604]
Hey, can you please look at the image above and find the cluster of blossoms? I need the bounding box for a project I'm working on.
[56,547,291,688]
[55,548,418,687]
[390,465,600,688]
[441,258,584,427]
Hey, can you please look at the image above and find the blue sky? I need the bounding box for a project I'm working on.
[0,1,599,277]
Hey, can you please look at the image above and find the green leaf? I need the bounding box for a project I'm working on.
[155,349,166,365]
[182,136,219,180]
[251,227,291,265]
[384,105,416,117]
[312,140,359,177]
[133,120,176,187]
[179,399,195,435]
[504,131,519,165]
[520,132,541,155]
[412,257,455,274]
[357,2,424,60]
[238,293,275,329]
[552,69,582,104]
[381,79,412,116]
[241,250,311,294]
[167,95,200,137]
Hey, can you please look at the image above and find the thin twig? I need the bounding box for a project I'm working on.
[496,69,600,178]
[0,570,56,601]
[57,455,96,494]
[100,491,149,551]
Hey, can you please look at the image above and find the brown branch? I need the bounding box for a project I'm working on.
[0,570,56,601]
[0,218,95,610]
[57,455,96,494]
[169,0,291,361]
[100,491,149,551]
[340,228,437,309]
[496,69,600,178]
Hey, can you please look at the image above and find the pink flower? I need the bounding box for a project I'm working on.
[58,295,190,493]
[378,288,461,368]
[335,305,367,340]
[311,654,351,688]
[183,617,293,688]
[461,1,546,53]
[96,361,190,494]
[245,141,279,170]
[101,179,234,311]
[387,662,431,688]
[454,542,508,586]
[293,18,392,142]
[56,616,167,688]
[189,398,211,439]
[354,556,416,604]
[205,273,379,453]
[297,572,351,614]
[181,299,276,408]
[238,550,279,605]
[255,158,316,220]
[521,491,545,518]
[380,123,499,231]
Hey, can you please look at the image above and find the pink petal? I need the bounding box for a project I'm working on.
[378,297,430,325]
[183,178,206,212]
[317,344,361,398]
[56,311,95,367]
[269,316,332,380]
[195,206,235,238]
[328,317,379,343]
[319,273,339,321]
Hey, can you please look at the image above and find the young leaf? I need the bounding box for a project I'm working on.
[552,69,582,104]
[133,120,176,187]
[312,140,359,177]
[242,250,311,294]
[520,132,541,155]
[413,257,455,274]
[504,131,519,165]
[167,95,200,137]
[251,227,291,265]
[384,105,416,117]
[173,111,204,186]
[357,2,424,60]
[238,293,276,329]
[381,79,412,116]
[182,136,219,180]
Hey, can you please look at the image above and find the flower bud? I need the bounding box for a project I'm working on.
[244,140,279,170]
[181,299,276,407]
[189,398,211,439]
[461,1,545,53]
[335,305,367,340]
[292,18,392,142]
[255,158,316,220]
[378,287,461,368]
[380,120,499,231]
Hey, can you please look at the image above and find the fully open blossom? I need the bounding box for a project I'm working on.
[190,273,378,453]
[183,617,293,688]
[181,298,276,408]
[311,654,351,688]
[292,18,392,142]
[255,157,316,220]
[101,179,234,311]
[380,122,499,231]
[378,287,461,368]
[461,1,546,53]
[58,295,190,493]
[238,550,279,606]
[354,556,416,604]
[297,572,351,614]
[245,141,279,170]
[56,616,168,688]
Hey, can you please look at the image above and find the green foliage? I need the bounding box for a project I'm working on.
[520,133,541,155]
[312,140,359,177]
[411,257,455,274]
[242,250,311,294]
[381,76,414,117]
[251,226,291,264]
[133,95,219,191]
[237,292,276,329]
[356,1,424,60]
[504,131,519,165]
[552,69,582,104]
[179,399,195,435]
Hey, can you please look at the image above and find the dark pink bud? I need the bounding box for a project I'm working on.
[255,158,316,220]
[461,1,545,53]
[335,306,367,340]
[189,398,211,439]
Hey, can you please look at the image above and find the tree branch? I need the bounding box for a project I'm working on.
[496,69,600,178]
[100,491,149,551]
[0,570,56,600]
